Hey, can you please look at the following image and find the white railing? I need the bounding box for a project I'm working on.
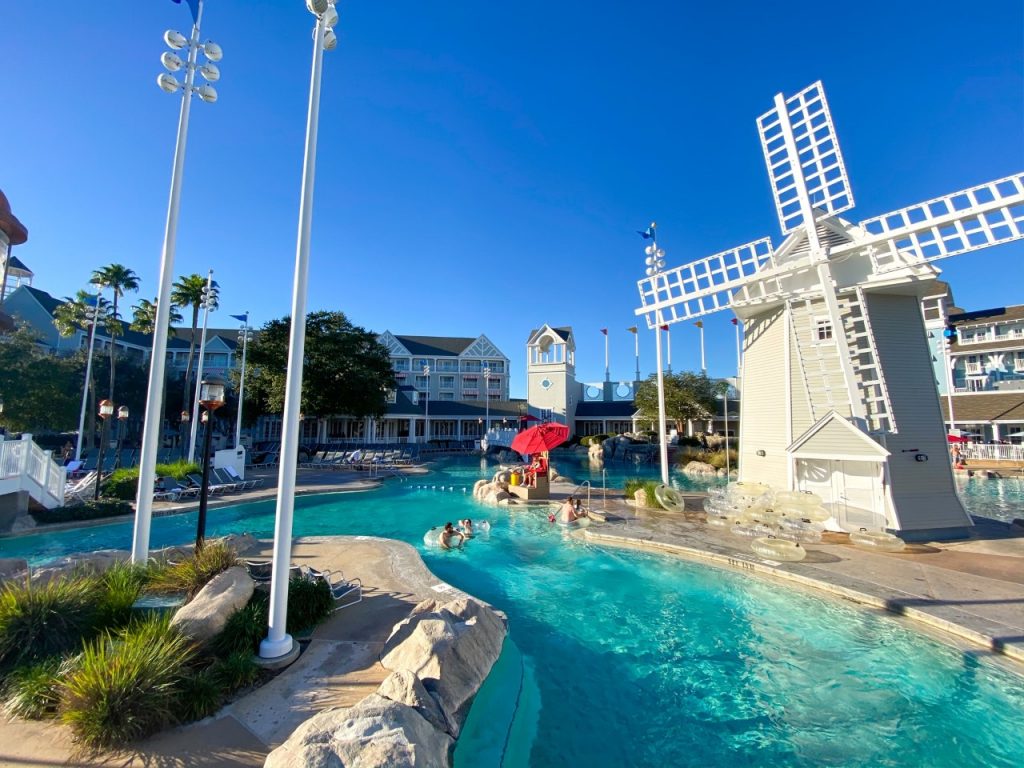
[484,428,518,449]
[962,444,1024,462]
[0,436,66,508]
[964,362,984,375]
[958,329,1024,346]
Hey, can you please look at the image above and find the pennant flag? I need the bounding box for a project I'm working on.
[600,328,608,336]
[636,226,656,240]
[626,326,638,334]
[695,321,703,328]
[230,313,248,322]
[660,324,669,331]
[731,318,738,325]
[171,0,200,24]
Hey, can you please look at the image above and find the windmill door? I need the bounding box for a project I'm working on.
[796,459,884,530]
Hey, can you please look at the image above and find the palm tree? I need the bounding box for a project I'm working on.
[130,297,183,334]
[91,264,140,401]
[171,274,219,416]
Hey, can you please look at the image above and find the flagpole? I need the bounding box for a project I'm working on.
[604,330,609,382]
[641,222,670,485]
[633,328,640,382]
[666,326,672,374]
[698,323,706,372]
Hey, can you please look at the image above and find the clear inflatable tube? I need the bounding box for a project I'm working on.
[850,530,905,552]
[751,537,807,562]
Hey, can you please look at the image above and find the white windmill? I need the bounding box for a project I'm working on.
[636,81,1024,539]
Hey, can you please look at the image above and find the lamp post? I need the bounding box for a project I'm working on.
[94,399,114,500]
[179,409,190,459]
[132,1,223,565]
[643,223,670,485]
[195,379,225,551]
[75,296,101,462]
[0,397,5,435]
[260,0,339,663]
[483,366,490,439]
[696,321,706,372]
[235,313,252,449]
[114,405,129,470]
[188,270,216,463]
[422,364,430,444]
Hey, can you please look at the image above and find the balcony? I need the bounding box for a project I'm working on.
[964,363,984,375]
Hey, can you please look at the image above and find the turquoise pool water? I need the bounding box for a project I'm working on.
[955,473,1024,524]
[1,459,1023,767]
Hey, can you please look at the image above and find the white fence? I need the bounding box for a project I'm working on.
[0,436,66,508]
[962,443,1024,462]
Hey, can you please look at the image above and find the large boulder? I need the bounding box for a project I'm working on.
[683,460,718,477]
[31,549,131,585]
[170,566,254,643]
[381,597,507,737]
[377,670,448,733]
[633,488,649,508]
[0,557,28,583]
[264,694,453,768]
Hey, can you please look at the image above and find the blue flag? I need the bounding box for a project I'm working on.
[636,226,656,240]
[172,0,200,24]
[230,313,248,322]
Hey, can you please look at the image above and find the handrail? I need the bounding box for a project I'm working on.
[568,480,592,513]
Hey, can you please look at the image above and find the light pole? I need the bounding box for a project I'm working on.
[94,399,114,500]
[114,405,129,470]
[195,379,225,551]
[643,224,670,485]
[696,320,706,372]
[188,270,216,463]
[422,364,430,444]
[179,409,190,460]
[132,0,222,564]
[260,0,339,663]
[234,313,253,449]
[483,366,490,440]
[75,295,101,462]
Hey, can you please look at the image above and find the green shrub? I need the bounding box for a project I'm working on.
[93,562,149,629]
[677,435,703,448]
[211,651,261,691]
[102,461,201,500]
[148,542,238,598]
[623,478,665,509]
[61,616,196,749]
[211,593,269,657]
[286,578,333,633]
[32,500,133,525]
[0,577,99,672]
[580,434,610,447]
[2,657,65,719]
[175,668,222,723]
[703,449,737,470]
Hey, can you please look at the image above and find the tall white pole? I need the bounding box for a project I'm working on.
[633,328,640,382]
[424,366,430,443]
[188,269,214,463]
[665,326,672,373]
[724,386,730,476]
[734,318,741,376]
[131,1,205,564]
[604,330,609,382]
[75,300,100,462]
[655,319,669,484]
[235,313,249,449]
[698,323,706,372]
[945,347,956,432]
[261,9,328,661]
[484,367,490,438]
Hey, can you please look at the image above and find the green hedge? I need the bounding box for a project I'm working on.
[580,434,610,447]
[103,461,201,500]
[623,478,665,509]
[33,500,133,525]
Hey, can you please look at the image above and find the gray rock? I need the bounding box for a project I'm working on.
[633,488,649,507]
[31,549,131,584]
[219,533,261,557]
[380,597,507,738]
[0,557,28,583]
[683,460,718,476]
[170,566,254,643]
[264,694,453,768]
[377,670,448,733]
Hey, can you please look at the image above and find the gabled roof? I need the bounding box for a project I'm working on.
[527,324,572,344]
[394,335,477,357]
[21,285,62,314]
[950,305,1024,326]
[786,410,889,461]
[4,254,32,277]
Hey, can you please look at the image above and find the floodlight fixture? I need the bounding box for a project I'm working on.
[202,41,223,62]
[117,405,130,421]
[164,29,187,50]
[323,5,339,28]
[161,51,184,72]
[99,399,115,419]
[198,62,220,82]
[323,28,338,50]
[306,0,330,14]
[157,73,182,93]
[196,85,218,103]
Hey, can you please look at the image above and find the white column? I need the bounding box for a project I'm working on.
[260,11,328,662]
[188,269,214,463]
[75,307,100,462]
[234,315,249,449]
[654,321,669,485]
[131,2,204,564]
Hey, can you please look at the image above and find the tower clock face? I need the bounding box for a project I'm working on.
[540,378,553,390]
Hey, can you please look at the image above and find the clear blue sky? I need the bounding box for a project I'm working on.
[2,1,1022,398]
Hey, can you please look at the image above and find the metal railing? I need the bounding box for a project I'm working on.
[0,437,66,506]
[962,444,1024,462]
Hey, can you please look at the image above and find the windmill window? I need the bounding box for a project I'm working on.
[814,318,833,342]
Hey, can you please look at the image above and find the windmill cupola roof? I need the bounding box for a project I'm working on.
[0,188,28,245]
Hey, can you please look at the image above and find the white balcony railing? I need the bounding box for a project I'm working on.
[962,444,1024,462]
[0,436,66,508]
[959,328,1024,345]
[964,363,984,375]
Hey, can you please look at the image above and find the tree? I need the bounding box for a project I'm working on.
[241,311,395,422]
[633,370,727,434]
[130,297,183,334]
[0,325,83,433]
[171,274,219,418]
[91,264,140,402]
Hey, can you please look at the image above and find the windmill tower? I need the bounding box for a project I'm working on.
[635,81,1024,540]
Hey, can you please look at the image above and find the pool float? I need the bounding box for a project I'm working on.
[775,526,822,544]
[731,523,778,539]
[774,504,831,522]
[751,537,807,562]
[729,482,772,504]
[705,514,740,530]
[654,484,686,512]
[773,490,822,509]
[849,530,905,552]
[423,527,470,549]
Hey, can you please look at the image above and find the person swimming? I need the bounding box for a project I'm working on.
[557,496,587,524]
[439,521,465,550]
[459,518,475,537]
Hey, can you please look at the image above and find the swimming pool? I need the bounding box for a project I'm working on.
[1,458,1022,767]
[955,473,1024,524]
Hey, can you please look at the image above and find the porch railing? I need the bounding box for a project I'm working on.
[961,443,1024,462]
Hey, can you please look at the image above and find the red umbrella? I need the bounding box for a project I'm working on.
[519,414,541,423]
[511,423,570,455]
[947,434,969,444]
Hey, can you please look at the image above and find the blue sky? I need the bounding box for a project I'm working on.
[2,1,1022,398]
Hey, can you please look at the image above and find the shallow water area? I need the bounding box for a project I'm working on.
[1,458,1023,767]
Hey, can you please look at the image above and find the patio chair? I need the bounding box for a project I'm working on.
[307,566,362,611]
[161,478,200,498]
[242,559,306,585]
[224,465,262,489]
[65,471,98,503]
[187,472,233,495]
[211,467,244,491]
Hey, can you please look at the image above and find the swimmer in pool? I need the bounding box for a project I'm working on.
[439,521,466,550]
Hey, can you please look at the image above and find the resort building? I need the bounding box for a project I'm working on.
[923,283,1024,447]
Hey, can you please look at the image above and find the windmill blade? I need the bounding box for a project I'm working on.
[758,81,855,235]
[635,238,775,328]
[849,173,1024,272]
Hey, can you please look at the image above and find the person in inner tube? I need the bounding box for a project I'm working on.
[459,518,475,538]
[439,521,466,550]
[557,496,587,523]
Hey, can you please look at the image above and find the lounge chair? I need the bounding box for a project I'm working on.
[187,472,233,495]
[242,559,306,584]
[162,478,200,498]
[307,566,362,610]
[211,467,244,492]
[224,465,262,489]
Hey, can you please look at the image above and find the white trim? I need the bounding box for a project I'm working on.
[787,409,890,459]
